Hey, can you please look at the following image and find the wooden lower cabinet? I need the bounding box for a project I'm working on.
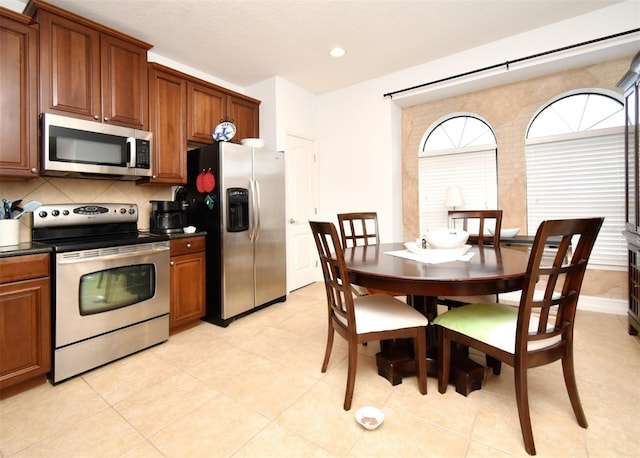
[170,237,206,331]
[0,253,51,396]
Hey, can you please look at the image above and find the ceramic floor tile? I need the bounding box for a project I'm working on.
[114,371,219,437]
[0,378,109,455]
[188,348,318,419]
[387,376,479,436]
[584,423,640,457]
[82,349,182,405]
[11,408,150,457]
[233,422,334,457]
[149,394,270,457]
[275,382,369,456]
[349,406,469,457]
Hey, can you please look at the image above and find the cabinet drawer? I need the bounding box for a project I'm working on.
[0,254,50,283]
[170,236,205,256]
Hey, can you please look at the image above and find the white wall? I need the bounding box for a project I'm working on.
[313,0,639,242]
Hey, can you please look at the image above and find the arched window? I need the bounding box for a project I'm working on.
[419,115,498,232]
[526,91,625,268]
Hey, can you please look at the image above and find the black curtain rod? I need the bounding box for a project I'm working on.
[383,29,640,99]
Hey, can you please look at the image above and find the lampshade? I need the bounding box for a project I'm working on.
[445,186,465,208]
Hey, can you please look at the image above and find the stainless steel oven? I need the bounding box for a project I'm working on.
[33,203,170,383]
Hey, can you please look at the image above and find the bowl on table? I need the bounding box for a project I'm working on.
[488,227,520,238]
[423,229,469,249]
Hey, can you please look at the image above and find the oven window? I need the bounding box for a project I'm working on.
[79,264,156,315]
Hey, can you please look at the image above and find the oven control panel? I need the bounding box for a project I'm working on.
[33,203,138,228]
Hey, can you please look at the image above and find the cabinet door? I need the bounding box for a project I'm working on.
[170,251,206,329]
[38,10,101,120]
[0,278,51,390]
[187,81,226,144]
[227,95,260,142]
[0,11,38,179]
[148,66,187,184]
[101,34,148,129]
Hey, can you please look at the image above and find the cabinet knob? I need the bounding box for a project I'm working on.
[170,261,175,266]
[94,115,99,120]
[186,243,192,248]
[104,117,109,122]
[31,168,37,174]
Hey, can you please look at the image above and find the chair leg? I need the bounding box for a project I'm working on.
[413,327,427,395]
[486,355,502,375]
[344,340,358,411]
[321,325,334,373]
[514,362,536,455]
[437,327,450,394]
[561,349,588,428]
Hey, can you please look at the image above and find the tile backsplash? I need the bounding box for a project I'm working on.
[0,177,173,242]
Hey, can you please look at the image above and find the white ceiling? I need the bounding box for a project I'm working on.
[7,0,634,94]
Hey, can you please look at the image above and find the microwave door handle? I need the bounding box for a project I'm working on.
[126,138,136,168]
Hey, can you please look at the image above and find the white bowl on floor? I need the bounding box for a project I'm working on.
[355,406,384,430]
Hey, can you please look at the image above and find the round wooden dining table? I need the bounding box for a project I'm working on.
[343,242,530,395]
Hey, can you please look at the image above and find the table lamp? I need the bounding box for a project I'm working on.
[445,186,464,229]
[445,186,464,210]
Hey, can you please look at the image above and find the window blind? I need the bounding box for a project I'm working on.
[418,148,498,234]
[526,128,625,268]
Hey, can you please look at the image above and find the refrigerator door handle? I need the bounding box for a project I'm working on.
[254,178,261,240]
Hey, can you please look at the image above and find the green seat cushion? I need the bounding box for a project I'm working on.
[433,303,518,353]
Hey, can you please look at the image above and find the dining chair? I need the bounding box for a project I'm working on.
[337,212,405,297]
[309,220,428,410]
[439,209,503,308]
[448,209,503,247]
[433,217,604,455]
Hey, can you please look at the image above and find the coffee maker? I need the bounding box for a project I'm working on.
[150,200,188,234]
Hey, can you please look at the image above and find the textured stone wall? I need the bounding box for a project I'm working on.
[401,56,632,300]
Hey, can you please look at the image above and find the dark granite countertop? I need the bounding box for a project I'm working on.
[0,232,207,259]
[0,241,53,259]
[147,231,207,240]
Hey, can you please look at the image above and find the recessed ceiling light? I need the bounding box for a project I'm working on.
[329,47,346,58]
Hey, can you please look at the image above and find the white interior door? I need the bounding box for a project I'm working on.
[285,133,318,291]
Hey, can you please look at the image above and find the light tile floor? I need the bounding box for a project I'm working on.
[1,282,639,457]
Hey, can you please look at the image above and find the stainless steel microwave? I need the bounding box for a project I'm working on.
[41,113,153,180]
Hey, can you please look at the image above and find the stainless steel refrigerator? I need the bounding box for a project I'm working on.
[186,142,286,326]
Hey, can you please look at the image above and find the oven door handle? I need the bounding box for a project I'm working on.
[57,246,169,265]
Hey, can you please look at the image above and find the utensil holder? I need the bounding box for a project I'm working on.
[0,219,20,246]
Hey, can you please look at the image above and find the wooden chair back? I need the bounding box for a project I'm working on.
[337,212,380,248]
[309,220,356,336]
[448,210,503,247]
[516,217,603,358]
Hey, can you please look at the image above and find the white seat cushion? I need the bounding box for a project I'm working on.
[335,294,428,334]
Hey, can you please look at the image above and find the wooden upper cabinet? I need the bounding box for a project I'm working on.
[228,95,260,141]
[187,81,226,144]
[32,2,150,129]
[101,34,149,128]
[0,8,38,179]
[147,64,187,184]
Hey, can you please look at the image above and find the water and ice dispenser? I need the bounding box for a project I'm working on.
[227,188,249,232]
